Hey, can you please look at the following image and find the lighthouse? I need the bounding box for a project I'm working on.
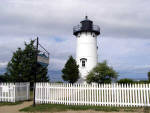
[73,16,100,83]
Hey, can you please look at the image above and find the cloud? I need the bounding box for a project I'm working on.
[0,0,150,80]
[0,62,8,68]
[1,0,150,39]
[99,37,150,79]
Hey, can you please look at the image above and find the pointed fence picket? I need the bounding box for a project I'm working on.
[0,82,30,102]
[35,83,150,107]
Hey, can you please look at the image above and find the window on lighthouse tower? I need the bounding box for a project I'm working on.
[82,60,85,67]
[80,58,87,68]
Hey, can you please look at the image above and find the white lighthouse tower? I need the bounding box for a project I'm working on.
[73,16,100,83]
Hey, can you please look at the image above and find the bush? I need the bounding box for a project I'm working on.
[55,81,63,83]
[135,80,149,84]
[117,78,134,84]
[148,72,150,81]
[86,61,118,84]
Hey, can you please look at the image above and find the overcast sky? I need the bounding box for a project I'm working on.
[0,0,150,80]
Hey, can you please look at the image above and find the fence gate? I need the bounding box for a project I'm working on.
[0,82,30,102]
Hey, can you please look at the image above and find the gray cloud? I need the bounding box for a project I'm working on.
[0,0,150,80]
[1,0,150,39]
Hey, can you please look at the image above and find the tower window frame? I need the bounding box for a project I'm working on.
[82,60,85,67]
[80,58,87,68]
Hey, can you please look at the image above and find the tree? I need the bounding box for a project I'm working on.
[62,56,79,84]
[148,72,150,81]
[5,40,49,84]
[0,75,7,82]
[117,78,134,84]
[86,61,118,84]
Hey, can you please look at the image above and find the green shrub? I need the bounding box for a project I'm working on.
[55,81,63,83]
[135,80,149,84]
[117,78,134,84]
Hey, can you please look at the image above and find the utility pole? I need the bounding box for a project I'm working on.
[33,37,38,107]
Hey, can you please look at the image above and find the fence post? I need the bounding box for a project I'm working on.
[146,84,149,106]
[27,83,29,100]
[14,83,16,102]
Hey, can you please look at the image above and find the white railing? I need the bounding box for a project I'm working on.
[35,83,150,107]
[0,82,30,102]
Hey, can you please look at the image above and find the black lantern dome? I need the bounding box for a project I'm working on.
[73,16,100,36]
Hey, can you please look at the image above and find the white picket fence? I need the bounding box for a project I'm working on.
[35,83,150,107]
[0,82,30,102]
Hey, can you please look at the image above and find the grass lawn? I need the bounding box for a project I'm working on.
[0,101,23,106]
[19,104,148,112]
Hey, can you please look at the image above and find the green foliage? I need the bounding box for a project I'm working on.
[20,103,143,112]
[20,104,119,112]
[86,60,118,84]
[118,79,149,84]
[0,73,12,82]
[135,80,149,84]
[148,72,150,81]
[4,40,49,84]
[62,56,79,84]
[117,78,134,84]
[0,75,6,82]
[55,81,63,83]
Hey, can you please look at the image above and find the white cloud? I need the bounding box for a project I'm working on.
[0,62,8,68]
[0,0,150,80]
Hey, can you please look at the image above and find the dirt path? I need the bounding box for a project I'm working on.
[0,101,32,113]
[0,101,147,113]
